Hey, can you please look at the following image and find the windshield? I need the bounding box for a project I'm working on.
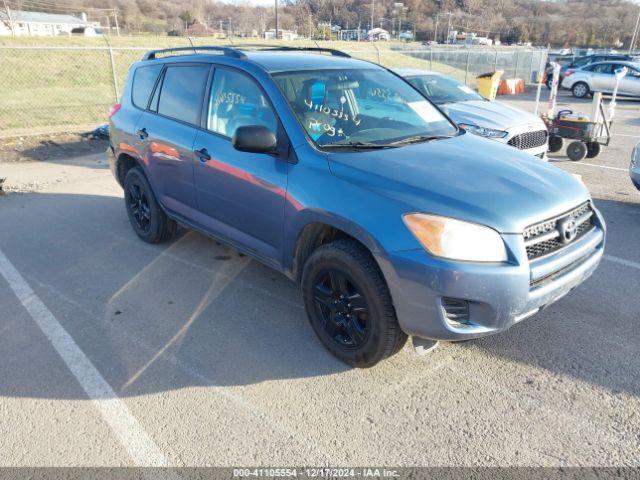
[273,68,456,148]
[407,74,483,104]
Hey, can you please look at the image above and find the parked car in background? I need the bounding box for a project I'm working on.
[70,26,103,36]
[397,69,549,159]
[108,47,605,367]
[631,143,640,190]
[546,53,640,89]
[561,61,640,98]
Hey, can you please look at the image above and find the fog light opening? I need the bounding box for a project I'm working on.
[442,297,471,327]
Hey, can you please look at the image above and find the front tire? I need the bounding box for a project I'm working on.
[571,82,589,98]
[123,167,176,243]
[567,141,588,161]
[301,239,407,368]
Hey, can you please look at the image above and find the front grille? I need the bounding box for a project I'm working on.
[524,202,595,260]
[508,130,548,150]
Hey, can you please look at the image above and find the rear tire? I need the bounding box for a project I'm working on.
[571,82,589,99]
[567,141,588,161]
[586,142,601,158]
[301,239,407,368]
[123,167,176,243]
[548,135,564,153]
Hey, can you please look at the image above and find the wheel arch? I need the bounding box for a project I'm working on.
[115,152,141,186]
[289,214,385,283]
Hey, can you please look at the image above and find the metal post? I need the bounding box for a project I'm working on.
[103,36,119,102]
[528,48,535,84]
[533,48,547,115]
[464,48,470,85]
[493,47,498,72]
[113,8,120,36]
[275,0,279,40]
[513,49,519,80]
[371,0,374,39]
[430,47,433,70]
[373,43,381,64]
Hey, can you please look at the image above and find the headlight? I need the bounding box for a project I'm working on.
[403,214,508,262]
[632,144,639,168]
[459,123,508,139]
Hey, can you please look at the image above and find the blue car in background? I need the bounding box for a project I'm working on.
[108,46,605,367]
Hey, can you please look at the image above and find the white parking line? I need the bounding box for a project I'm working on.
[557,162,628,172]
[0,248,170,468]
[604,254,640,270]
[611,133,640,138]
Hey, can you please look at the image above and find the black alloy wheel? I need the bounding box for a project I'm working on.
[126,182,151,233]
[301,239,407,367]
[313,268,370,349]
[123,166,176,243]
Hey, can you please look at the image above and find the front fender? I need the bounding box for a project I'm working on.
[282,145,422,277]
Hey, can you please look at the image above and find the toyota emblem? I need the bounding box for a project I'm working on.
[558,218,578,244]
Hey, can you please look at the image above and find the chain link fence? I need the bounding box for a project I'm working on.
[0,41,547,138]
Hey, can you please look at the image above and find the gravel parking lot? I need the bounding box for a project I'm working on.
[0,89,638,469]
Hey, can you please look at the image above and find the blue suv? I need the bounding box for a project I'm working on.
[108,46,605,367]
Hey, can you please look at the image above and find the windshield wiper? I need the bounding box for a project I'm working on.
[388,134,453,146]
[321,141,398,150]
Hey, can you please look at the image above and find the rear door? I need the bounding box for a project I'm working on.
[135,63,211,218]
[619,66,640,96]
[191,66,287,265]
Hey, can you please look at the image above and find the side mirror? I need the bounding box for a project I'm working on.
[232,125,277,154]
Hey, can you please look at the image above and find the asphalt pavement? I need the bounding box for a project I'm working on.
[0,89,638,468]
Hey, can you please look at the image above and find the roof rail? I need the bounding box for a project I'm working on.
[142,46,246,61]
[231,44,351,58]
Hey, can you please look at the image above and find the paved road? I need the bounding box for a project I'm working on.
[0,90,639,468]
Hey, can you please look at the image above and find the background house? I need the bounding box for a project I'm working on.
[0,9,94,36]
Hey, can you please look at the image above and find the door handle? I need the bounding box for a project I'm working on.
[136,128,148,140]
[194,148,211,162]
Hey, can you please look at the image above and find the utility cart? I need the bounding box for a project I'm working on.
[544,106,611,161]
[534,62,627,162]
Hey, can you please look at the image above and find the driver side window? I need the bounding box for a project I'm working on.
[207,69,278,138]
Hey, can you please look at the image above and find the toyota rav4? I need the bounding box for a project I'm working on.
[108,46,605,367]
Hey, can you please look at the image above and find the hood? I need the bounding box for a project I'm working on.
[441,100,545,132]
[327,132,590,234]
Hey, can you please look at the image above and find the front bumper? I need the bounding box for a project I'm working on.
[378,206,605,341]
[499,124,549,159]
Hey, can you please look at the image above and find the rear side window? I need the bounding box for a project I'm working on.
[591,63,613,74]
[131,65,162,109]
[157,65,210,125]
